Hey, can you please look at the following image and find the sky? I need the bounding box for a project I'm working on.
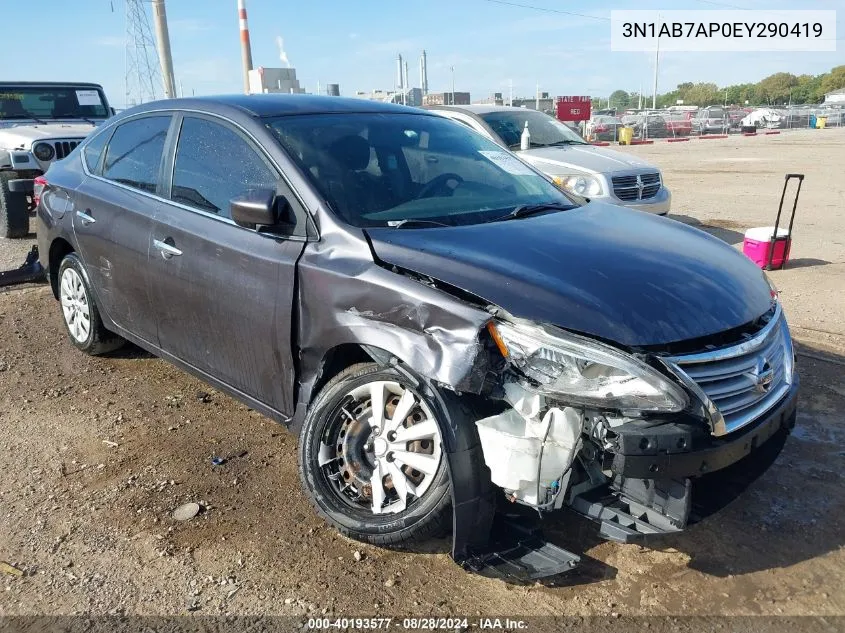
[5,0,843,108]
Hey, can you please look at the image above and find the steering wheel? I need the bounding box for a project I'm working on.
[417,172,464,199]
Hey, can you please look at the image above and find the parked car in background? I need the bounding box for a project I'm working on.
[692,106,727,134]
[37,95,797,577]
[585,115,623,141]
[726,109,746,131]
[620,113,668,139]
[0,81,113,237]
[428,105,670,214]
[664,113,692,137]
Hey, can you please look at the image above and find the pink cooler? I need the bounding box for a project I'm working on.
[742,227,791,269]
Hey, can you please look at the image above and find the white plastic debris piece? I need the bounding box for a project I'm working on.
[476,382,583,506]
[172,503,201,522]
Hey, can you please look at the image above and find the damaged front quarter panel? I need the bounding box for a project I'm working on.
[292,218,495,432]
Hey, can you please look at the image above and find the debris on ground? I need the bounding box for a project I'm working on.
[172,503,201,522]
[0,562,24,577]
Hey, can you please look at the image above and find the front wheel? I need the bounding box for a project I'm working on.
[298,363,452,546]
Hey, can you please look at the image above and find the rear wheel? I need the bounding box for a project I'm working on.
[0,172,30,239]
[58,253,125,355]
[299,363,451,546]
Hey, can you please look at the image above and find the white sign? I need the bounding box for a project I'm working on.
[479,150,535,176]
[611,10,836,52]
[75,90,102,106]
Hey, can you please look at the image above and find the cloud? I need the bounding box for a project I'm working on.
[349,33,359,40]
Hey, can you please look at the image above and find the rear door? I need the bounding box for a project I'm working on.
[147,113,306,416]
[72,114,172,344]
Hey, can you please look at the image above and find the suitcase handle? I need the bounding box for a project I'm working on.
[767,174,805,270]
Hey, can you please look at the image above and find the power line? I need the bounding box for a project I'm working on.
[480,0,609,21]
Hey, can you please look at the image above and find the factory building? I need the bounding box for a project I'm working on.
[423,92,471,106]
[248,67,305,94]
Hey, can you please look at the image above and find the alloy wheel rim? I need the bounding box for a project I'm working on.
[60,268,91,343]
[318,380,443,515]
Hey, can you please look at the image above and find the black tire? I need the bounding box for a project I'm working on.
[0,171,30,239]
[299,362,452,546]
[57,253,125,355]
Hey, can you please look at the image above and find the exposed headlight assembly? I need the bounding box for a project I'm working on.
[552,174,602,197]
[489,320,688,414]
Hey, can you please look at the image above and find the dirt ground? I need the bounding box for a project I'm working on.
[1,129,844,622]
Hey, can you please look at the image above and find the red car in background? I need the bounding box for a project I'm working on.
[664,114,692,136]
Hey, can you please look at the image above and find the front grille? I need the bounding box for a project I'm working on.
[53,140,81,160]
[667,305,793,436]
[612,172,661,201]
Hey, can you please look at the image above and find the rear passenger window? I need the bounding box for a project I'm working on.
[170,116,276,217]
[102,116,170,193]
[82,127,111,174]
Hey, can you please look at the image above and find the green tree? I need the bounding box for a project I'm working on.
[684,82,720,105]
[757,72,799,104]
[609,89,630,109]
[820,65,845,95]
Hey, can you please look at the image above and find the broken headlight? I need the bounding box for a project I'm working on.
[490,320,688,414]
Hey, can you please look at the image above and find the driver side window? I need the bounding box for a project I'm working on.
[170,116,277,219]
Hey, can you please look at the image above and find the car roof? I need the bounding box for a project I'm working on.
[122,94,427,118]
[426,104,546,116]
[0,81,105,88]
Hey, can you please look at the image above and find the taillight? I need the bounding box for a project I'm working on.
[33,176,47,207]
[595,125,607,132]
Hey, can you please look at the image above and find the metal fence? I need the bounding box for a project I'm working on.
[584,105,845,142]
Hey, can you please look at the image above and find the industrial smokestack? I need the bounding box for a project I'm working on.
[396,54,404,91]
[420,50,428,96]
[238,0,254,94]
[404,60,409,104]
[151,0,176,99]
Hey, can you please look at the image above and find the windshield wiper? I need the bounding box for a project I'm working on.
[507,141,548,151]
[545,139,587,147]
[18,111,48,125]
[387,218,451,229]
[488,202,575,223]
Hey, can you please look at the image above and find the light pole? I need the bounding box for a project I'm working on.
[450,66,455,105]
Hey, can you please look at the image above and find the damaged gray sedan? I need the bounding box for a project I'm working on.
[37,95,798,580]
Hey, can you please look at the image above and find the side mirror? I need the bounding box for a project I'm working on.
[231,189,298,234]
[231,189,278,229]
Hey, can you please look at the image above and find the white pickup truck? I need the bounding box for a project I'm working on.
[0,82,113,238]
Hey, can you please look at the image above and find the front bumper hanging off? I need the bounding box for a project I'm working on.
[0,246,46,288]
[448,383,798,581]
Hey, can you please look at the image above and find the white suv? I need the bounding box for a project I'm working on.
[0,82,112,237]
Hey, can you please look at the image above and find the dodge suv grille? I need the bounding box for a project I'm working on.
[667,305,793,436]
[612,172,661,201]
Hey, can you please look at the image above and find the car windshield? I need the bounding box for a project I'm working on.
[0,86,109,121]
[479,110,588,150]
[265,112,574,228]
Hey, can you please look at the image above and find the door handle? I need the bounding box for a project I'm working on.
[76,209,96,225]
[153,238,183,259]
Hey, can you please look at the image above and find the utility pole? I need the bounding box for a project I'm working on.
[151,0,176,99]
[509,79,513,106]
[652,14,661,109]
[535,82,540,110]
[450,66,455,105]
[237,0,254,94]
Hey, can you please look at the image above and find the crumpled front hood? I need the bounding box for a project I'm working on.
[518,145,656,175]
[0,122,95,148]
[365,203,773,348]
